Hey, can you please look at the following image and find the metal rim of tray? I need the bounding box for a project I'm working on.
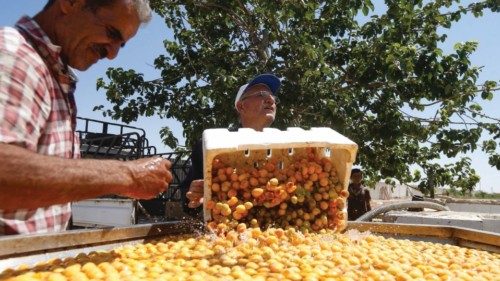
[347,222,500,253]
[0,220,201,258]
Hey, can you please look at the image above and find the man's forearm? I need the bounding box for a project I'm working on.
[0,144,132,210]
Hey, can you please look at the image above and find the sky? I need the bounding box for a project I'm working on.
[1,1,498,193]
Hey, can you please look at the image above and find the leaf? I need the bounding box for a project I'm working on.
[362,5,369,16]
[481,91,494,101]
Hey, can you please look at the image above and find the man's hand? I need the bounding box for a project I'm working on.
[186,179,204,208]
[120,157,173,199]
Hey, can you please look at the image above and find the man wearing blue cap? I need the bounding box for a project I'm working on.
[234,73,281,131]
[181,74,281,216]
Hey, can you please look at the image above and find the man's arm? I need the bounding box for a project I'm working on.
[191,139,204,179]
[365,189,372,211]
[0,143,172,211]
[185,139,204,209]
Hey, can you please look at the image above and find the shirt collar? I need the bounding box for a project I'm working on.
[15,16,78,83]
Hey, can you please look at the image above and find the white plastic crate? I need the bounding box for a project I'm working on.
[202,127,358,232]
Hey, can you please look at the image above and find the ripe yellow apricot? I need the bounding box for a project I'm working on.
[251,188,264,198]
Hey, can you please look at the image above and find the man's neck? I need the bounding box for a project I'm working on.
[241,120,266,132]
[33,10,53,39]
[350,183,362,189]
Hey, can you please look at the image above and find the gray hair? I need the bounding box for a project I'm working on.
[130,0,152,24]
[44,0,152,24]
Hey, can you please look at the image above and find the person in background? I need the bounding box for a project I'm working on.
[0,0,172,235]
[347,168,372,220]
[181,73,282,217]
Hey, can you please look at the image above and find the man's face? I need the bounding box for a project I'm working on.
[351,172,363,184]
[238,84,278,129]
[57,0,141,70]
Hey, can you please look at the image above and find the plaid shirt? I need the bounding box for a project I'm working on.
[0,17,80,235]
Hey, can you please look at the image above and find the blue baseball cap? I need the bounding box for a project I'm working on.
[234,74,281,109]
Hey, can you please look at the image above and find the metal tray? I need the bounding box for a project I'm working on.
[0,221,498,272]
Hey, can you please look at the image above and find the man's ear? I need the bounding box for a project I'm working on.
[236,101,245,113]
[59,0,84,14]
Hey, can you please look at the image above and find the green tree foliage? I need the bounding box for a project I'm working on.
[96,0,499,196]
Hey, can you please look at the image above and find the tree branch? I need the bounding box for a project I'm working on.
[465,108,500,122]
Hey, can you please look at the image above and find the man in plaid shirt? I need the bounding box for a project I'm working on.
[0,0,173,235]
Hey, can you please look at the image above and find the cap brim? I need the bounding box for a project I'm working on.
[235,74,282,109]
[246,74,281,96]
